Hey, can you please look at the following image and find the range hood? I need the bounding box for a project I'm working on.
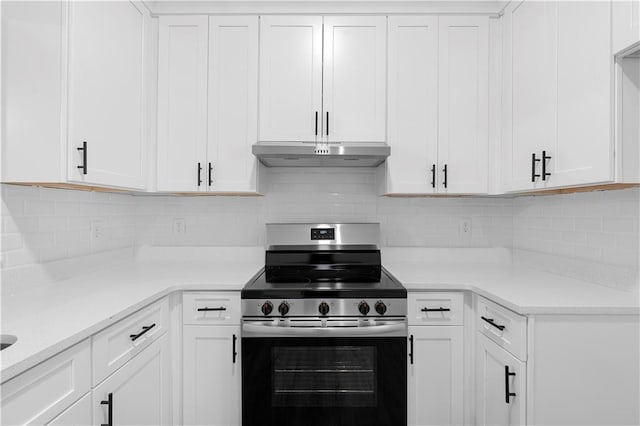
[252,142,390,167]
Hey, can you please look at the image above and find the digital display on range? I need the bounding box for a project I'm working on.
[311,228,335,240]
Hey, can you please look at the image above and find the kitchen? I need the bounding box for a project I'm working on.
[1,0,639,425]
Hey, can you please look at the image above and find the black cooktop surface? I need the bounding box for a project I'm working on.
[241,268,407,299]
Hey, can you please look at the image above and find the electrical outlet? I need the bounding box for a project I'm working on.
[91,221,103,241]
[173,218,186,235]
[459,218,472,237]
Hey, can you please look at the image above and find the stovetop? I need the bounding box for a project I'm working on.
[241,268,407,299]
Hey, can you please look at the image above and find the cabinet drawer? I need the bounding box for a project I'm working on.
[92,297,169,386]
[408,292,464,326]
[476,296,527,361]
[1,339,91,425]
[183,292,240,325]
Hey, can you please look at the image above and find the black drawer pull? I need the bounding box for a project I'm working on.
[531,152,540,182]
[409,335,414,365]
[442,164,448,188]
[197,306,227,312]
[100,392,113,426]
[197,162,202,187]
[430,164,436,188]
[421,307,451,312]
[208,162,213,186]
[481,316,505,331]
[315,111,318,136]
[77,141,87,175]
[505,365,516,404]
[542,150,552,180]
[129,323,156,341]
[326,111,329,136]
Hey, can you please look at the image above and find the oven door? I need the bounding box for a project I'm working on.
[242,321,407,426]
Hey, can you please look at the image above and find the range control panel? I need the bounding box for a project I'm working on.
[311,228,335,240]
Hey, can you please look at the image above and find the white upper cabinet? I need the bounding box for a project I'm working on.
[259,16,323,142]
[323,16,387,142]
[384,16,488,195]
[208,16,259,192]
[259,16,386,143]
[502,0,614,192]
[67,1,147,189]
[613,0,640,55]
[386,16,439,194]
[438,16,489,194]
[157,15,259,193]
[157,16,209,192]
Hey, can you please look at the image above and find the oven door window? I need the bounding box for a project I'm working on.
[272,346,376,407]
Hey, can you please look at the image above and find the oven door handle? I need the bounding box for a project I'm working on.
[242,321,407,338]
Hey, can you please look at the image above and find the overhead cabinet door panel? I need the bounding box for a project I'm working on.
[323,16,387,142]
[67,1,146,189]
[438,16,489,194]
[157,16,208,191]
[259,16,323,142]
[386,16,439,194]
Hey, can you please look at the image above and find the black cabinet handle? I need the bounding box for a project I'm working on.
[100,393,113,426]
[409,335,414,365]
[315,111,318,136]
[232,334,238,364]
[421,307,451,312]
[326,111,329,136]
[481,316,505,331]
[77,141,87,175]
[505,365,516,404]
[430,164,436,188]
[531,153,541,182]
[542,150,552,181]
[197,306,226,312]
[197,162,202,187]
[442,164,448,188]
[129,323,156,341]
[208,162,213,186]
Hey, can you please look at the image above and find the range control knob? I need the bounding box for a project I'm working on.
[358,301,370,316]
[318,302,330,316]
[375,301,387,315]
[278,302,290,316]
[261,301,273,316]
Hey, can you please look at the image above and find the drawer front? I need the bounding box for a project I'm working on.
[92,297,169,385]
[408,292,464,326]
[183,292,240,325]
[476,296,527,361]
[1,339,91,425]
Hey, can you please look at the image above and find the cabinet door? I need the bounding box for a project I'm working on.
[67,1,146,189]
[386,16,439,194]
[438,16,489,194]
[476,334,525,426]
[408,326,463,426]
[550,1,613,188]
[157,16,208,192]
[259,16,322,142]
[613,0,640,55]
[183,326,241,426]
[46,393,91,426]
[207,16,258,193]
[323,16,387,142]
[93,334,171,426]
[502,0,557,192]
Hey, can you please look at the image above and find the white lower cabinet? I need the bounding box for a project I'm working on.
[183,326,241,425]
[93,333,171,426]
[408,326,464,426]
[475,333,525,426]
[46,393,92,426]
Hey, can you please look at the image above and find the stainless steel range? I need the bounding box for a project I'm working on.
[241,223,407,426]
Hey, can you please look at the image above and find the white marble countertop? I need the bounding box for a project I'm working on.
[1,246,638,383]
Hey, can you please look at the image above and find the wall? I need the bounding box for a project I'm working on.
[1,171,639,290]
